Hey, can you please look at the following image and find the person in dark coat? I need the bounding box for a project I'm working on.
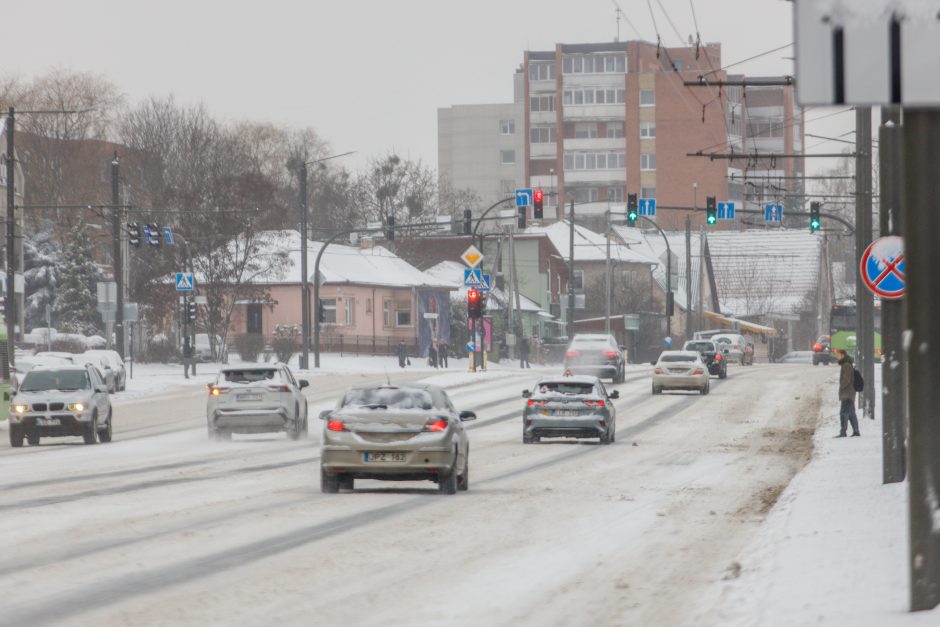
[397,340,408,368]
[428,341,439,369]
[182,337,194,379]
[835,348,860,437]
[439,340,449,368]
[519,335,530,368]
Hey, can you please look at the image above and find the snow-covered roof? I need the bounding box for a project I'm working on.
[613,225,704,313]
[424,260,544,313]
[525,221,657,265]
[209,230,454,290]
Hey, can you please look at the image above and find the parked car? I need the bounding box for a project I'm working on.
[652,351,710,395]
[812,335,832,366]
[195,334,228,363]
[78,354,117,393]
[206,363,308,440]
[711,333,753,365]
[34,351,77,363]
[82,350,126,391]
[563,333,626,383]
[8,364,114,446]
[319,383,475,494]
[521,374,618,444]
[682,340,728,378]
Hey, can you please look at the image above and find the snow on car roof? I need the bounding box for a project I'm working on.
[536,374,600,385]
[658,351,701,358]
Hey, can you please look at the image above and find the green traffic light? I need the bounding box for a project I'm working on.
[628,211,638,222]
[707,214,717,225]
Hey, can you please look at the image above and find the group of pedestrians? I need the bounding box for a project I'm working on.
[397,340,449,369]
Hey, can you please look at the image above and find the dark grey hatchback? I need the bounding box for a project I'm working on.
[522,374,618,444]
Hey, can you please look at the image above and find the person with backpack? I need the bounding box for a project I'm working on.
[834,348,860,437]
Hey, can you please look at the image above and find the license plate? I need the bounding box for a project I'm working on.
[37,418,61,427]
[236,393,262,402]
[364,452,406,463]
[553,410,580,417]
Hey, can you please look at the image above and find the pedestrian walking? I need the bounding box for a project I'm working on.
[834,348,860,437]
[428,341,439,369]
[439,340,449,368]
[182,337,194,379]
[397,340,409,368]
[519,335,530,368]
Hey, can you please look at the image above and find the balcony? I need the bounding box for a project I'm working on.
[564,169,627,184]
[529,143,557,159]
[530,111,556,125]
[564,137,625,151]
[562,104,624,121]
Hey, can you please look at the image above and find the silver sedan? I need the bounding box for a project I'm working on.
[652,351,710,395]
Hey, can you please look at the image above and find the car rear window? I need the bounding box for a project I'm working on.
[660,355,696,363]
[20,369,90,392]
[222,369,280,383]
[535,381,595,395]
[684,342,715,352]
[341,387,436,410]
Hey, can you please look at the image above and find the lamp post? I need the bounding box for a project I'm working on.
[295,151,355,370]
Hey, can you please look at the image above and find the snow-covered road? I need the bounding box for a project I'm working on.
[0,363,828,626]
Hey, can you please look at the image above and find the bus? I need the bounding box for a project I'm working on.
[829,301,882,361]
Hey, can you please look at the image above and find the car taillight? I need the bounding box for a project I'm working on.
[327,420,346,432]
[566,351,580,358]
[714,353,722,361]
[583,400,605,408]
[813,343,822,351]
[527,399,545,407]
[267,384,290,392]
[423,418,449,432]
[733,344,739,349]
[654,367,665,374]
[693,368,704,375]
[605,351,618,358]
[210,386,228,397]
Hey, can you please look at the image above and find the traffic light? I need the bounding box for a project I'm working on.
[147,223,162,246]
[186,299,197,322]
[810,201,821,232]
[627,193,638,225]
[317,300,326,323]
[517,206,526,229]
[533,188,544,219]
[463,208,472,235]
[706,196,717,225]
[128,222,141,247]
[467,288,482,319]
[385,215,395,241]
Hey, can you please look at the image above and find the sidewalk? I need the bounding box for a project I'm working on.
[688,368,939,626]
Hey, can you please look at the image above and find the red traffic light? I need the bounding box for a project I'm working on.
[534,188,544,203]
[468,288,480,304]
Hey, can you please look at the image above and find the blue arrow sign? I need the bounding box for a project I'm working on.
[764,203,784,222]
[163,226,174,245]
[515,188,533,208]
[717,201,735,220]
[639,198,656,216]
[463,268,484,287]
[175,272,195,292]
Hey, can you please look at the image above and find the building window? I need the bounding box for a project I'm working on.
[640,89,656,106]
[383,299,393,327]
[528,62,555,81]
[500,119,515,135]
[500,179,515,194]
[640,121,656,138]
[563,88,625,106]
[571,270,585,291]
[564,151,626,170]
[608,186,625,203]
[396,302,412,327]
[530,126,557,143]
[500,150,515,164]
[344,297,355,326]
[640,153,656,170]
[573,188,599,204]
[573,123,598,139]
[321,298,337,324]
[606,122,625,138]
[530,94,555,112]
[563,54,625,74]
[640,186,656,200]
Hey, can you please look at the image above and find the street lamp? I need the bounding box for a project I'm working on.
[295,150,355,370]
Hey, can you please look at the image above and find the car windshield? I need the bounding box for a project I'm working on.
[341,387,436,410]
[535,381,595,395]
[20,369,90,392]
[714,337,732,344]
[685,342,715,352]
[222,369,279,383]
[660,355,696,363]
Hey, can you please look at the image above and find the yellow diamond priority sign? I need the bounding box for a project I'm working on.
[460,245,483,268]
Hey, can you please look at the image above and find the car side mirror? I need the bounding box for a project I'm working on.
[298,380,310,389]
[459,410,477,422]
[319,409,332,420]
[522,389,531,398]
[609,390,619,399]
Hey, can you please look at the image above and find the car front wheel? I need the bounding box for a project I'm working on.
[9,425,24,448]
[83,415,99,445]
[98,409,113,443]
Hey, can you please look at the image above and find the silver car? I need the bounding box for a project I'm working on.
[319,384,475,494]
[652,351,710,395]
[83,350,127,391]
[8,364,114,446]
[522,374,618,444]
[206,363,309,440]
[711,334,752,365]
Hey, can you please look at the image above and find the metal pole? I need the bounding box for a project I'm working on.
[856,107,875,420]
[605,211,611,336]
[685,216,692,341]
[299,162,309,370]
[637,216,673,338]
[879,107,905,484]
[698,226,705,332]
[111,153,125,359]
[567,200,575,340]
[904,109,940,612]
[5,108,16,368]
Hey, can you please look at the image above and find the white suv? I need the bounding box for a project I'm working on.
[206,363,309,440]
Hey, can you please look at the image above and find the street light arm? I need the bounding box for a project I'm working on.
[472,196,515,236]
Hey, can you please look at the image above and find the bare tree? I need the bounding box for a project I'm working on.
[355,153,437,229]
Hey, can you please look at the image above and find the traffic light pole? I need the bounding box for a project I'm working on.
[567,200,575,340]
[111,153,125,358]
[855,107,875,421]
[5,108,15,370]
[299,162,310,370]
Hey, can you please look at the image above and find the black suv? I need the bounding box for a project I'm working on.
[812,335,831,366]
[682,340,728,379]
[564,334,626,383]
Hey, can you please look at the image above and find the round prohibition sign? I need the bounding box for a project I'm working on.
[860,236,905,300]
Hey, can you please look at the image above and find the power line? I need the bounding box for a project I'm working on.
[701,43,794,78]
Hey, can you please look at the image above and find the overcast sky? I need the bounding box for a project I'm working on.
[6,0,853,174]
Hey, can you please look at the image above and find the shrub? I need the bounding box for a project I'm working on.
[50,336,87,354]
[272,335,298,364]
[232,333,265,363]
[145,333,178,363]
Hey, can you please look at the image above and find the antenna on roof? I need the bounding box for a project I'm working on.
[611,0,623,42]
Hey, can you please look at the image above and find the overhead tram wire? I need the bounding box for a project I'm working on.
[685,0,731,141]
[692,107,856,156]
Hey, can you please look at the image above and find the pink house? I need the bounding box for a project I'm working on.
[227,231,456,356]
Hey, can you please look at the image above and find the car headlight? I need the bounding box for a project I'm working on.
[68,402,85,412]
[12,404,28,414]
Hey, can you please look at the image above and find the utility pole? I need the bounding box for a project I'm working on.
[5,108,16,369]
[855,107,875,420]
[111,153,124,358]
[879,106,905,484]
[567,200,575,340]
[605,213,611,336]
[904,109,940,613]
[298,161,310,370]
[698,226,705,332]
[685,216,692,341]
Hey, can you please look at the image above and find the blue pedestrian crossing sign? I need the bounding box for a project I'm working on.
[480,273,492,292]
[163,227,174,245]
[638,198,656,216]
[463,268,484,287]
[515,188,533,207]
[175,272,195,291]
[764,204,784,222]
[717,201,735,220]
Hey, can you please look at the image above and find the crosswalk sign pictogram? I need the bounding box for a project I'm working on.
[175,272,194,292]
